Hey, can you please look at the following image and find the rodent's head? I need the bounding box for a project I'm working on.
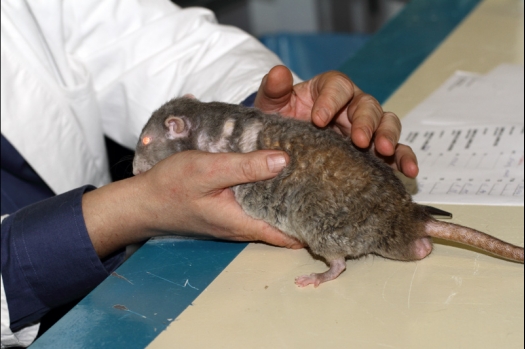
[132,96,198,175]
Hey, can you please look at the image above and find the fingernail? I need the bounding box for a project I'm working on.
[267,154,287,172]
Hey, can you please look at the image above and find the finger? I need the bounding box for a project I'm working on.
[392,144,419,178]
[372,112,402,157]
[347,94,383,148]
[199,150,290,190]
[310,71,356,127]
[254,65,294,113]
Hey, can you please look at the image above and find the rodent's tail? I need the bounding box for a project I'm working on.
[425,220,524,263]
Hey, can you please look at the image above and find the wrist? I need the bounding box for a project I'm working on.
[82,175,153,258]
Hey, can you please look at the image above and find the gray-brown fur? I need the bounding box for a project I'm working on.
[133,97,524,285]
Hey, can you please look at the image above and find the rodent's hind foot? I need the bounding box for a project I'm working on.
[294,258,346,287]
[295,274,323,287]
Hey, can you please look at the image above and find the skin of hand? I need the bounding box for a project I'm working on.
[254,65,419,178]
[82,150,301,259]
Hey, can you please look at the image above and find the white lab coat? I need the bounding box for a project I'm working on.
[0,0,286,346]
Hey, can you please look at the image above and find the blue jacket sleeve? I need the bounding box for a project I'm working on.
[1,186,124,332]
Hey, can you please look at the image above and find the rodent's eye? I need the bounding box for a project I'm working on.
[142,136,152,145]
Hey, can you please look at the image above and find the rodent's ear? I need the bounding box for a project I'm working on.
[165,116,188,139]
[182,93,197,100]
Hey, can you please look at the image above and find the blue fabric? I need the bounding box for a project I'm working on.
[2,186,125,332]
[1,135,124,332]
[1,135,55,215]
[240,91,257,107]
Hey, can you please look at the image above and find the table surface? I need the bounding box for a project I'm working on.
[32,0,524,348]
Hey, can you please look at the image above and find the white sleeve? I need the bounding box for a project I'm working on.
[1,215,39,349]
[21,0,288,149]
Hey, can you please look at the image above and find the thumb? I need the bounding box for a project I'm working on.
[207,150,289,189]
[254,65,294,113]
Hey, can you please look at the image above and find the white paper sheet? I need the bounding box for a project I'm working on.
[400,64,524,206]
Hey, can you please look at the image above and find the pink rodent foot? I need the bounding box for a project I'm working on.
[294,258,346,287]
[295,274,323,287]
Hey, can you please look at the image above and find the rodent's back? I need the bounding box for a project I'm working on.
[233,115,425,258]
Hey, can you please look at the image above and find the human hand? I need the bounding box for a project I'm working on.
[83,149,302,258]
[139,150,302,246]
[254,65,418,178]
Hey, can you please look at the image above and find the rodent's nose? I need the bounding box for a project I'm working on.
[132,168,142,176]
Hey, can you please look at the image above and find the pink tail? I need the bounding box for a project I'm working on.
[425,220,524,263]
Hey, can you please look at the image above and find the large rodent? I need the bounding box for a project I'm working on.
[133,96,524,287]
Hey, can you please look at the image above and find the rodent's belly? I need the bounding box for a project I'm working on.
[231,178,303,240]
[231,171,348,245]
[231,178,368,257]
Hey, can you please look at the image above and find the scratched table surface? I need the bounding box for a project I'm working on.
[31,0,524,348]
